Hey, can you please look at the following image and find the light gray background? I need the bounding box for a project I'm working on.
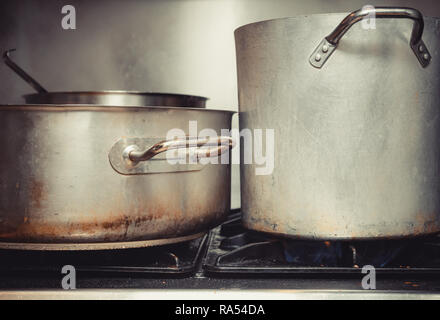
[1,0,439,208]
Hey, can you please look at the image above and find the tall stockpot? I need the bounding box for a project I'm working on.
[0,104,233,250]
[235,7,440,240]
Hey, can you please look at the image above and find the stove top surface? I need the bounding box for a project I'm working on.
[0,235,207,276]
[0,210,440,293]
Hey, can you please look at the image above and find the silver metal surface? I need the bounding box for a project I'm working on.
[0,105,233,247]
[109,137,204,175]
[0,232,205,250]
[23,91,207,107]
[109,136,233,175]
[235,8,440,239]
[127,136,234,162]
[0,289,439,300]
[309,39,337,69]
[310,7,431,68]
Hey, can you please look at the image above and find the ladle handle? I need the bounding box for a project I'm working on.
[3,49,48,93]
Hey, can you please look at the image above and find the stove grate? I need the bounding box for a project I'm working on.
[203,214,440,276]
[0,234,208,277]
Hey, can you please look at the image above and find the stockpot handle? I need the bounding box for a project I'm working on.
[309,7,431,68]
[123,136,235,164]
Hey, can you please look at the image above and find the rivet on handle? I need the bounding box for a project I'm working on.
[309,39,337,68]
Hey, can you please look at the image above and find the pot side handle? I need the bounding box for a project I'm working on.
[309,7,431,69]
[126,136,234,163]
[109,136,235,175]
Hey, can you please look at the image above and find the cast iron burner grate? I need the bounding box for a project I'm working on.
[203,213,440,275]
[0,235,207,277]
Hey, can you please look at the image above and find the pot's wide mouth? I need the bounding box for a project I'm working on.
[0,104,236,114]
[21,91,209,108]
[23,91,208,100]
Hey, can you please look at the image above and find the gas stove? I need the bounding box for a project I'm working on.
[0,210,440,299]
[204,211,440,275]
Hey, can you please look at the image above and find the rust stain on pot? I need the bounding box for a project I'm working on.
[245,211,440,240]
[0,173,229,244]
[411,212,439,235]
[29,180,47,209]
[0,203,227,243]
[0,213,169,242]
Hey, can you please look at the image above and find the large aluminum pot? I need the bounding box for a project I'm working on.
[235,7,440,240]
[0,105,233,250]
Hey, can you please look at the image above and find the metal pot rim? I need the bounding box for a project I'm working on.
[234,12,440,34]
[23,91,208,100]
[0,104,236,114]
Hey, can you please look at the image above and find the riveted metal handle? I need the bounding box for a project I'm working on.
[109,136,234,175]
[309,7,431,68]
[126,136,234,163]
